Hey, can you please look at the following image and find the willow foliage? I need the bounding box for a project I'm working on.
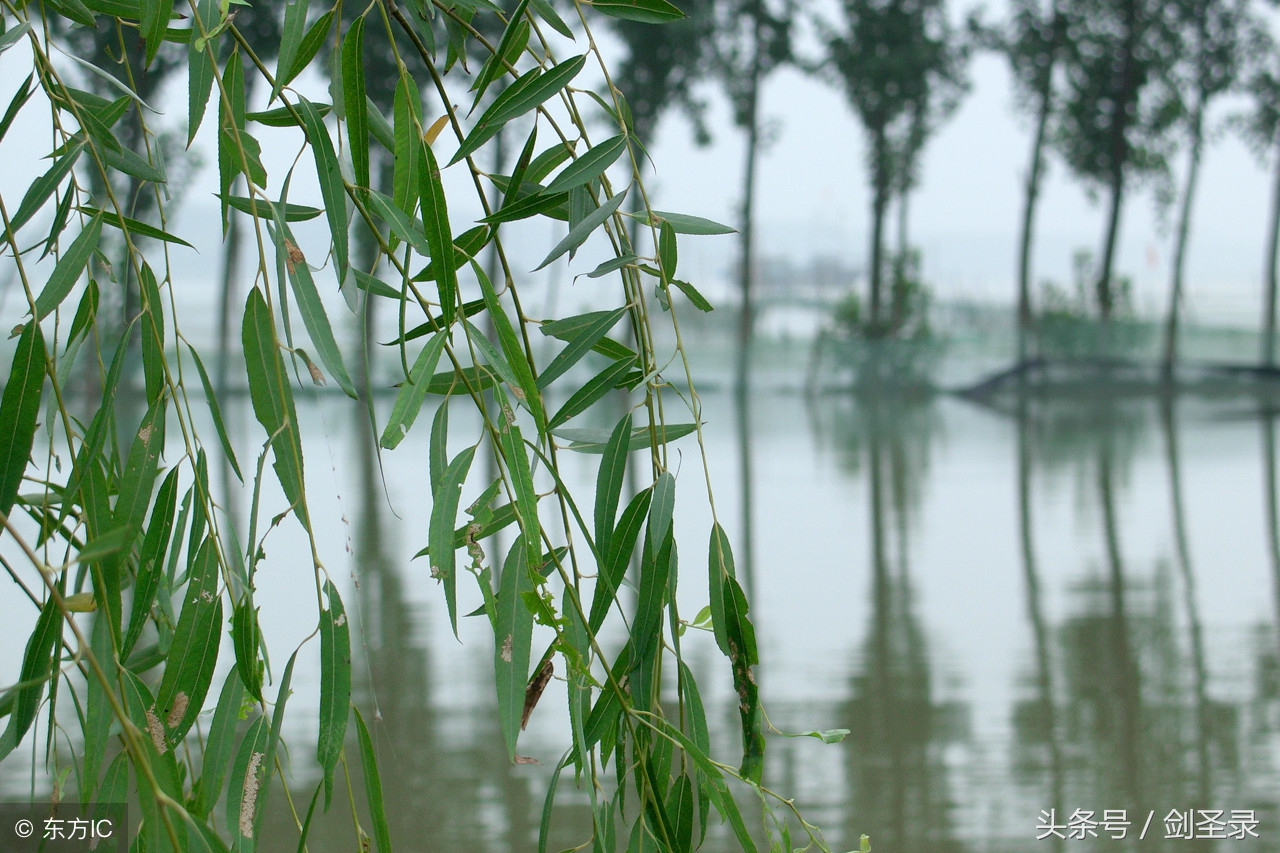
[0,0,852,849]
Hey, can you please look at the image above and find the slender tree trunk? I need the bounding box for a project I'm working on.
[1163,102,1204,381]
[1096,172,1127,322]
[1262,142,1280,366]
[1017,82,1054,358]
[892,183,909,330]
[869,128,890,333]
[1096,0,1138,322]
[735,14,764,395]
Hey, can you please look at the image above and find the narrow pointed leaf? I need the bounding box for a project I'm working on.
[353,707,392,853]
[0,322,45,519]
[430,445,477,635]
[279,222,357,397]
[535,186,628,270]
[545,135,627,194]
[297,97,349,281]
[187,344,243,481]
[548,357,634,429]
[380,332,447,449]
[318,580,351,809]
[341,17,369,189]
[495,537,535,762]
[419,138,457,325]
[193,670,246,819]
[34,214,101,320]
[155,537,222,747]
[536,306,625,389]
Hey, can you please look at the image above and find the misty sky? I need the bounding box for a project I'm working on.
[2,0,1278,330]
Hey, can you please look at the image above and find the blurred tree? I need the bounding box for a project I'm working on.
[816,0,968,335]
[609,0,716,148]
[1053,0,1180,321]
[712,0,793,387]
[971,0,1068,355]
[1160,0,1252,378]
[1238,15,1280,366]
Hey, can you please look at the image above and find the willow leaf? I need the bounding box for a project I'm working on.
[318,580,350,810]
[380,331,447,450]
[341,16,369,189]
[279,222,356,397]
[155,537,221,747]
[495,537,534,762]
[297,97,349,281]
[354,706,392,853]
[35,213,101,320]
[0,322,45,519]
[535,186,628,271]
[430,445,477,636]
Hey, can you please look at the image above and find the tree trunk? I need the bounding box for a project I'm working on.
[1017,81,1054,358]
[1162,101,1204,381]
[869,128,890,333]
[1262,142,1280,366]
[1095,0,1138,322]
[735,13,764,395]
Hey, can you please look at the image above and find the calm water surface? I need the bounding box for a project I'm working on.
[4,373,1280,852]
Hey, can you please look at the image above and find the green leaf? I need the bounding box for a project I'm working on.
[548,357,634,430]
[278,221,357,397]
[80,206,195,247]
[480,188,570,226]
[658,220,677,279]
[554,421,699,454]
[0,21,32,57]
[155,537,222,747]
[594,413,630,557]
[707,523,732,658]
[186,0,217,145]
[711,527,763,783]
[247,103,330,128]
[451,55,589,166]
[226,715,270,852]
[242,288,309,531]
[365,188,431,255]
[412,225,491,282]
[353,707,392,853]
[474,261,546,431]
[665,774,694,853]
[649,471,676,558]
[536,306,625,389]
[341,16,369,189]
[589,487,650,633]
[672,279,713,311]
[223,195,322,222]
[530,0,574,37]
[194,670,246,819]
[233,599,263,702]
[647,210,735,235]
[187,344,244,481]
[525,141,577,184]
[546,135,628,194]
[141,0,175,67]
[0,597,60,761]
[277,6,335,99]
[495,537,535,762]
[123,467,178,658]
[430,444,476,636]
[0,74,35,143]
[393,72,422,217]
[380,332,448,449]
[419,138,457,325]
[535,186,629,270]
[318,580,351,809]
[0,322,45,519]
[297,97,349,281]
[541,310,638,362]
[34,214,101,322]
[272,0,310,103]
[470,0,532,109]
[429,400,449,492]
[5,142,83,238]
[585,0,685,22]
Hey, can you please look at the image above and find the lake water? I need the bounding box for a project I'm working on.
[4,338,1280,852]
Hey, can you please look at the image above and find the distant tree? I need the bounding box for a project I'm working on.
[886,31,968,330]
[1160,0,1252,377]
[1238,17,1280,366]
[609,2,716,147]
[1053,0,1180,321]
[971,0,1068,352]
[712,0,793,386]
[817,0,968,334]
